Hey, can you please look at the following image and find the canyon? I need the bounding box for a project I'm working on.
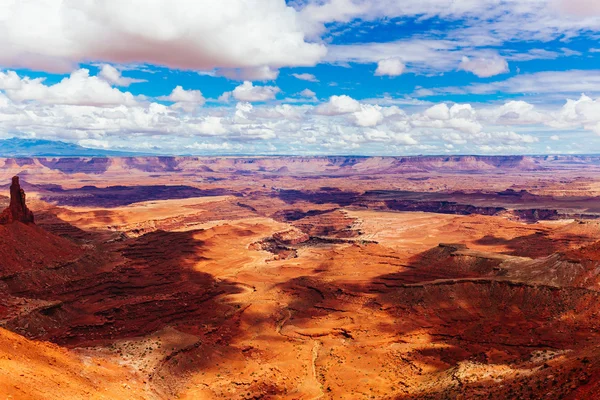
[2,156,600,399]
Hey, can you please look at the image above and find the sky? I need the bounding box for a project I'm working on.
[1,0,600,155]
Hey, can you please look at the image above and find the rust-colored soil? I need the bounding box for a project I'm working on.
[0,327,150,400]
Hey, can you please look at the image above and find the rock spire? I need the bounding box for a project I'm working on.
[0,176,34,224]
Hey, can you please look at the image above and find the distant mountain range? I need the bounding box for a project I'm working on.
[0,138,140,157]
[2,137,600,159]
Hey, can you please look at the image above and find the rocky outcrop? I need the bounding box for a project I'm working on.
[0,176,34,224]
[384,199,505,216]
[291,210,361,238]
[273,228,310,245]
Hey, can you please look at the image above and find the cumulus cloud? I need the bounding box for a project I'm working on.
[230,81,281,102]
[546,94,600,134]
[375,58,405,77]
[292,73,319,82]
[353,105,384,127]
[458,55,509,78]
[98,65,146,87]
[0,0,326,73]
[299,89,317,98]
[424,104,451,120]
[191,117,228,135]
[478,101,546,125]
[2,70,600,154]
[315,95,361,115]
[1,0,596,86]
[0,68,139,106]
[158,86,205,112]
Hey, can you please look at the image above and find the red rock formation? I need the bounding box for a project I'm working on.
[273,228,310,245]
[0,176,34,224]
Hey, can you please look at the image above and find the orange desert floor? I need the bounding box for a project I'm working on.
[2,157,600,399]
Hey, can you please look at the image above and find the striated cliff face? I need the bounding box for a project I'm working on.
[0,176,34,224]
[0,155,581,177]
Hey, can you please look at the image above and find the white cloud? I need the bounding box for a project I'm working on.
[375,58,405,77]
[0,70,22,90]
[2,0,592,89]
[299,89,317,98]
[191,117,228,135]
[547,94,600,134]
[217,66,279,81]
[79,139,110,149]
[0,0,326,73]
[2,71,600,155]
[484,131,538,144]
[315,95,361,115]
[506,49,561,62]
[478,101,546,125]
[304,0,599,76]
[0,68,139,106]
[424,103,451,120]
[394,134,419,145]
[300,0,600,45]
[185,142,239,151]
[326,37,582,76]
[98,64,146,87]
[217,91,232,103]
[158,86,205,112]
[413,103,482,135]
[292,73,319,82]
[161,86,204,104]
[553,0,600,16]
[550,135,560,140]
[353,105,384,127]
[326,39,461,74]
[458,55,509,78]
[477,144,527,153]
[465,70,600,95]
[230,81,281,102]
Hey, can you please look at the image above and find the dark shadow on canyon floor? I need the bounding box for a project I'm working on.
[272,241,600,398]
[0,223,246,348]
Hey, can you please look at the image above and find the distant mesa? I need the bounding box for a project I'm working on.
[0,176,34,224]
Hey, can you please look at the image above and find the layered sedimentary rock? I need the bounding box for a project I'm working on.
[0,176,34,224]
[272,228,310,245]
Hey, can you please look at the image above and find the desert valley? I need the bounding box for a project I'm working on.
[1,156,600,399]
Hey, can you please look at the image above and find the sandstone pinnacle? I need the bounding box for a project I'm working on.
[0,176,35,224]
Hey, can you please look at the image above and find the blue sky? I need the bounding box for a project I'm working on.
[1,0,600,155]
